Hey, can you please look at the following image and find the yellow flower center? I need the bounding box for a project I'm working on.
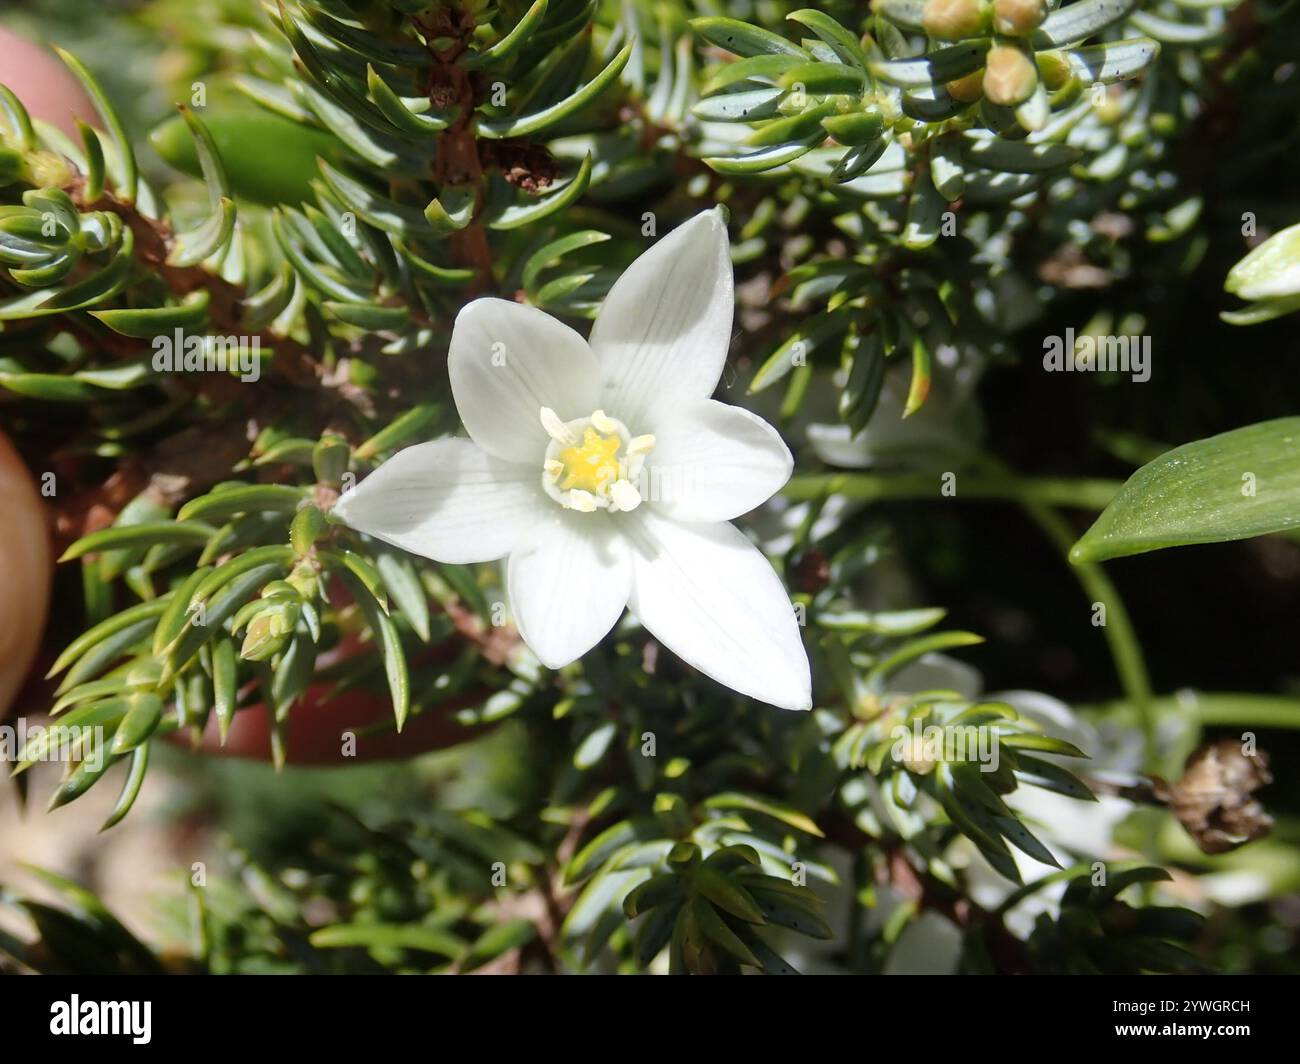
[557,427,623,494]
[538,407,655,513]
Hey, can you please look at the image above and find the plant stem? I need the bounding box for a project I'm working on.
[783,471,1123,510]
[1018,497,1157,756]
[1085,693,1300,731]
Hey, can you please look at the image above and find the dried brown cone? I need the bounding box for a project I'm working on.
[1168,738,1274,855]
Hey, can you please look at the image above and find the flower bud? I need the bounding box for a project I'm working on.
[240,602,299,661]
[992,0,1047,36]
[1035,51,1074,92]
[982,44,1038,106]
[1226,222,1300,301]
[922,0,988,40]
[897,734,939,775]
[946,70,985,103]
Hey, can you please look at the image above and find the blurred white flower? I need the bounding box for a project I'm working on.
[960,689,1139,936]
[882,910,964,976]
[334,210,811,710]
[806,356,983,471]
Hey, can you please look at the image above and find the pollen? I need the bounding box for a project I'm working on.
[557,427,623,494]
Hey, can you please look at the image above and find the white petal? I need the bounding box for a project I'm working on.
[644,399,792,522]
[626,511,811,710]
[449,298,602,463]
[590,209,734,427]
[507,511,631,668]
[332,438,542,563]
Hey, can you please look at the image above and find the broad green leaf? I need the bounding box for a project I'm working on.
[1071,418,1300,562]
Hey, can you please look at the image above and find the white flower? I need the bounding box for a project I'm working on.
[332,209,811,710]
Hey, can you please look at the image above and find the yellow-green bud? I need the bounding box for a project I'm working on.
[992,0,1047,36]
[896,734,939,775]
[946,70,986,103]
[982,44,1038,106]
[922,0,988,40]
[1035,51,1074,92]
[26,149,73,189]
[239,603,298,661]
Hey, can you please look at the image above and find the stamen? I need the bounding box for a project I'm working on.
[610,479,642,512]
[591,409,619,434]
[544,459,564,482]
[566,489,597,512]
[540,406,576,445]
[627,434,656,455]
